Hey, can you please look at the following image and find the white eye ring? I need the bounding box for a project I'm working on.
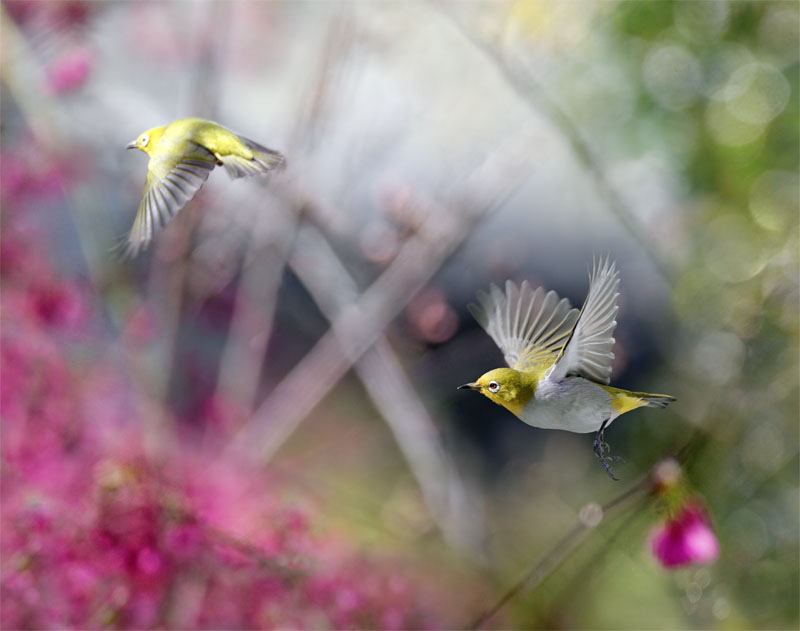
[488,381,500,393]
[140,133,149,147]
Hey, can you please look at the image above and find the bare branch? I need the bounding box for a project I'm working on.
[213,225,293,413]
[290,224,484,551]
[225,137,532,464]
[467,477,650,630]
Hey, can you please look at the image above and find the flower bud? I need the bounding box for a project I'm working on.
[650,501,719,568]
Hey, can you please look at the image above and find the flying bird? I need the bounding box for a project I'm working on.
[124,117,285,256]
[459,258,675,479]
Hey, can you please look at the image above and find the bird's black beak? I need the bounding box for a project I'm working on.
[458,382,478,391]
[126,141,137,150]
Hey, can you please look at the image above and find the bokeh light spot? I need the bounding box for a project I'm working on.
[578,502,603,528]
[749,170,799,233]
[723,63,790,126]
[407,289,458,344]
[690,330,745,386]
[673,1,730,43]
[712,596,731,620]
[706,214,771,283]
[643,43,702,111]
[705,100,764,147]
[741,422,787,476]
[757,6,800,65]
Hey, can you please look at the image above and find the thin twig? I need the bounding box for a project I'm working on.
[435,3,675,282]
[546,500,650,622]
[467,477,650,630]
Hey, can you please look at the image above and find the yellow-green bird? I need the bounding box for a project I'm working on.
[459,258,675,479]
[125,117,285,256]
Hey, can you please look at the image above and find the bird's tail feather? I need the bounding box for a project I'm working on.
[220,135,285,179]
[635,392,676,408]
[239,135,286,170]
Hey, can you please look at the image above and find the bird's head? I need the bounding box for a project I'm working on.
[458,367,535,418]
[126,126,165,156]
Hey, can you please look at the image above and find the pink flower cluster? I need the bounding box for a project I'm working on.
[5,1,94,94]
[0,183,446,629]
[648,460,719,569]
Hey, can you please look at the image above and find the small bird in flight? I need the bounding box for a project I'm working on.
[124,117,285,257]
[459,258,675,479]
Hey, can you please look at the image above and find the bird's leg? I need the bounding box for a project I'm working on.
[593,419,623,481]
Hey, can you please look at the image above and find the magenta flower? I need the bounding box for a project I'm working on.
[26,278,91,333]
[0,189,457,629]
[651,502,719,568]
[47,47,93,94]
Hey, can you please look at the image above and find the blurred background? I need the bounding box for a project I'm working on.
[1,1,797,629]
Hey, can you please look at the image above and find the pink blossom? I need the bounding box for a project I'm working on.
[121,303,159,347]
[4,1,92,28]
[0,153,66,202]
[26,278,91,332]
[47,46,93,93]
[0,193,455,629]
[407,288,459,344]
[651,502,720,568]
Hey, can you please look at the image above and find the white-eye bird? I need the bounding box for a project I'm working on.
[125,117,285,257]
[459,258,675,479]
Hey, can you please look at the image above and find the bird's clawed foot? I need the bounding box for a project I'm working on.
[593,420,623,481]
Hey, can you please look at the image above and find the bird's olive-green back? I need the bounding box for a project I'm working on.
[164,118,254,159]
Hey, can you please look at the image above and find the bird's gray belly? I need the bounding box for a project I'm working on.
[521,377,613,433]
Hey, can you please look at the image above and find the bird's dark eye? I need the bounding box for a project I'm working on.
[140,134,149,147]
[488,381,500,393]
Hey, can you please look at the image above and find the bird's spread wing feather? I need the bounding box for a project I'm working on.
[469,280,579,372]
[218,135,285,179]
[125,152,215,257]
[547,257,619,384]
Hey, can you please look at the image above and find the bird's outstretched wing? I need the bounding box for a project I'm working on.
[547,257,619,384]
[217,135,286,179]
[469,280,579,373]
[124,150,216,257]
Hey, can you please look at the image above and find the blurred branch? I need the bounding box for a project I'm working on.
[467,476,651,630]
[213,220,293,412]
[213,5,353,413]
[287,2,355,153]
[0,7,110,289]
[144,3,231,403]
[289,224,483,551]
[2,3,181,459]
[0,6,61,144]
[189,1,228,121]
[546,500,650,624]
[435,3,675,282]
[225,136,532,464]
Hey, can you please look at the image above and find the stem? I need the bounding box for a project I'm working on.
[435,4,675,283]
[467,477,649,630]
